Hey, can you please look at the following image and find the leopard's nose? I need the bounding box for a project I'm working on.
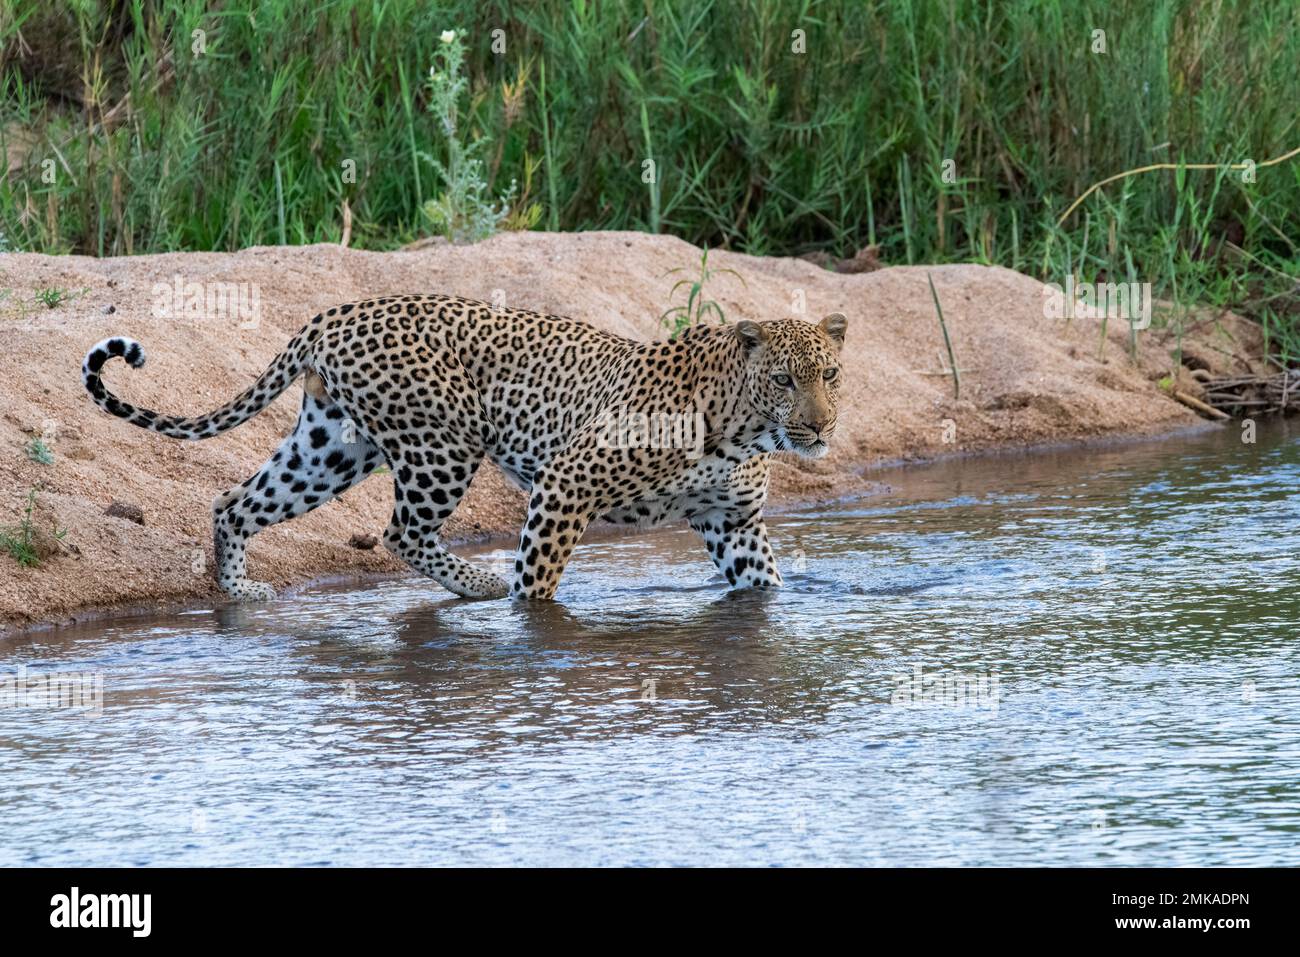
[805,418,830,436]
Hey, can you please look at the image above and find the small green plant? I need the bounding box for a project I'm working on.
[25,438,54,465]
[658,248,746,339]
[34,286,80,309]
[34,288,62,308]
[1,490,44,568]
[419,30,516,244]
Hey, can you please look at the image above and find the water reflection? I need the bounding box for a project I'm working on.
[278,587,850,745]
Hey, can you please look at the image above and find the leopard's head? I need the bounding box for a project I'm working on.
[735,314,847,459]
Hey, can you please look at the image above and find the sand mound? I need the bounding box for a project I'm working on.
[1,230,1232,630]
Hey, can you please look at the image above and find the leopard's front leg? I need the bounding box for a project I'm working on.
[686,458,782,590]
[512,412,693,600]
[511,471,596,600]
[691,507,783,589]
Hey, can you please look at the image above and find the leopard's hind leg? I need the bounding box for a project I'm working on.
[382,445,508,599]
[212,386,382,600]
[325,343,507,599]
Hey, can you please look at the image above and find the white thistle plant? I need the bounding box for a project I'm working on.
[420,29,517,244]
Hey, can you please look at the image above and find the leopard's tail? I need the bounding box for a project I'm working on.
[82,329,315,440]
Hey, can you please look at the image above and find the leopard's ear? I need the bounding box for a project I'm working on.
[819,313,847,345]
[734,320,767,351]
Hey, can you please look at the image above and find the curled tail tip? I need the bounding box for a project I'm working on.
[84,336,146,379]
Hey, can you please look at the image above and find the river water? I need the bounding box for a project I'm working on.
[1,420,1296,866]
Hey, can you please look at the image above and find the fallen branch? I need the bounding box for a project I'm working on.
[1057,144,1300,227]
[1192,369,1300,416]
[1173,390,1230,420]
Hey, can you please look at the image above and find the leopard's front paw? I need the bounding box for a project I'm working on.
[445,569,510,599]
[475,573,510,600]
[223,579,278,601]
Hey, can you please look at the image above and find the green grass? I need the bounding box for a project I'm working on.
[927,272,959,401]
[2,1,1299,358]
[0,489,54,568]
[32,285,84,309]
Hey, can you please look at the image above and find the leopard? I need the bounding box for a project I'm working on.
[82,295,847,602]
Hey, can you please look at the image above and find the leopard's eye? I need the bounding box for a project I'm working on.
[823,367,839,382]
[772,372,794,389]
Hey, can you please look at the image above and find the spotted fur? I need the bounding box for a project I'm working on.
[82,296,847,601]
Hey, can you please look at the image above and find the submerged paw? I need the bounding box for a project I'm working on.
[225,579,278,601]
[474,574,510,600]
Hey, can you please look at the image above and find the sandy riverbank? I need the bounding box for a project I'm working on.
[1,231,1257,632]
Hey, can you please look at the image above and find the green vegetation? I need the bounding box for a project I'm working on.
[32,285,84,309]
[926,273,959,401]
[0,488,64,568]
[0,284,88,318]
[419,29,534,242]
[24,437,53,464]
[658,248,744,338]
[2,1,1298,358]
